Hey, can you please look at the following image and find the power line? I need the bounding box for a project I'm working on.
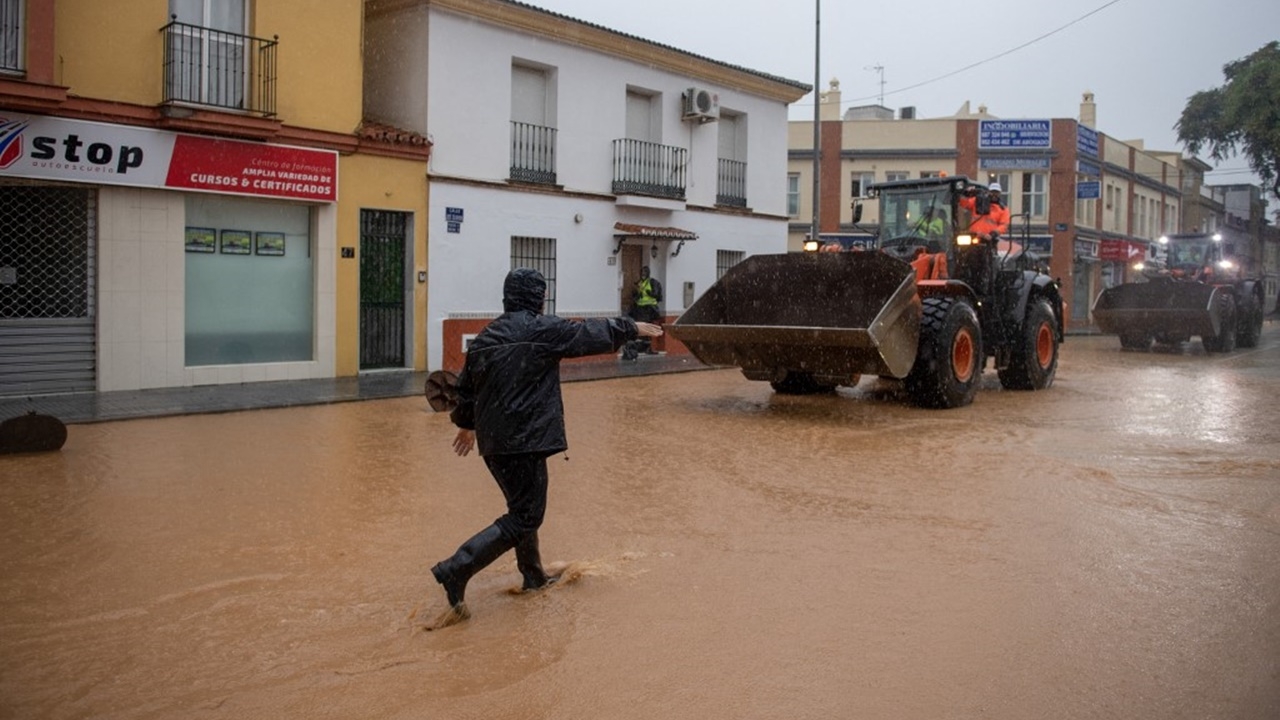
[797,0,1126,108]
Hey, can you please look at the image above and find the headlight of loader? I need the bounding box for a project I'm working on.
[956,234,975,246]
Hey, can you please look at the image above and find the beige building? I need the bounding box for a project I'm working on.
[788,82,1202,333]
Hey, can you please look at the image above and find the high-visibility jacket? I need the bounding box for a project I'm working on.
[959,196,1010,237]
[635,278,660,308]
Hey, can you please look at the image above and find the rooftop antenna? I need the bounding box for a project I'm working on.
[865,63,885,106]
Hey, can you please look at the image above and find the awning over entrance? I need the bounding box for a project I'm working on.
[612,222,698,241]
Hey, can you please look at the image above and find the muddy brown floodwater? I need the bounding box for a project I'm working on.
[2,329,1279,719]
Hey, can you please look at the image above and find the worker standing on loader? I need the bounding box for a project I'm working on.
[960,182,1010,241]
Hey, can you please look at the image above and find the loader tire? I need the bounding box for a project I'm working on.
[904,296,981,409]
[1202,292,1237,353]
[1235,291,1263,348]
[999,298,1059,391]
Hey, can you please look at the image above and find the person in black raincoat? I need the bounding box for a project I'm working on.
[430,267,663,625]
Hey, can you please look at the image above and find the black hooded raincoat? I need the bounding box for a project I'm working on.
[450,268,638,457]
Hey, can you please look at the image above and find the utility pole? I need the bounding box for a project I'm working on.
[811,0,820,245]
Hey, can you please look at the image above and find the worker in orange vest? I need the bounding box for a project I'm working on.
[959,182,1010,241]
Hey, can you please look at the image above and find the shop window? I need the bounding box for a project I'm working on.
[184,194,313,366]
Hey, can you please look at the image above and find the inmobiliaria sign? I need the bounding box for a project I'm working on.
[0,112,337,202]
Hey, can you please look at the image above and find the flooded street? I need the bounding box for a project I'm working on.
[3,328,1279,720]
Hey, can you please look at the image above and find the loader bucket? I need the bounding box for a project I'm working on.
[1092,279,1222,340]
[670,252,922,381]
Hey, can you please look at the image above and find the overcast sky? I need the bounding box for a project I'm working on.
[524,0,1277,200]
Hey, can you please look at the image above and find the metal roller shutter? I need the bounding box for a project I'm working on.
[0,185,96,396]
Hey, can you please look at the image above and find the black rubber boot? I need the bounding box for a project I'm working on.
[431,524,514,608]
[515,532,551,590]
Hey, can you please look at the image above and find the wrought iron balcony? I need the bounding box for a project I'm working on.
[161,17,278,116]
[612,138,686,200]
[510,121,557,185]
[0,0,21,73]
[716,158,747,208]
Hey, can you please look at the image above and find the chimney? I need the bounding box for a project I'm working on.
[819,77,842,122]
[1080,91,1097,128]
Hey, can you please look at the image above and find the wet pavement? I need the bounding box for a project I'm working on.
[2,327,1278,719]
[0,352,708,425]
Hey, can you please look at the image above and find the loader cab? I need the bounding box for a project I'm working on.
[871,179,964,262]
[1156,233,1235,281]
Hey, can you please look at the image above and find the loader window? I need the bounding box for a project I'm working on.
[1170,243,1207,268]
[879,186,951,246]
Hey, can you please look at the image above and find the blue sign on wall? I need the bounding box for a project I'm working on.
[979,120,1052,149]
[1077,125,1099,158]
[447,221,461,234]
[1024,236,1053,256]
[445,207,464,223]
[1077,181,1101,200]
[980,156,1052,170]
[1077,159,1101,177]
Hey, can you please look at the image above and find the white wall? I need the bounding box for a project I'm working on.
[364,5,801,370]
[363,4,430,134]
[422,9,793,215]
[427,180,786,369]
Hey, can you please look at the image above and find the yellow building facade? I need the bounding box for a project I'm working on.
[0,0,429,396]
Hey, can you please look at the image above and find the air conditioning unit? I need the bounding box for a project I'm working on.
[682,86,720,123]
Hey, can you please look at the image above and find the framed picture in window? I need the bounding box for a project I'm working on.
[220,229,252,255]
[184,227,216,253]
[255,232,286,256]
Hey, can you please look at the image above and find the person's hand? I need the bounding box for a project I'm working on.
[635,322,664,337]
[452,429,476,457]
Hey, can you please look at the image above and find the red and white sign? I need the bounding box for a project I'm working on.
[1099,239,1146,262]
[0,112,337,202]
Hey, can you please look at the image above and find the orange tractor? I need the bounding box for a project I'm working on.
[670,176,1064,408]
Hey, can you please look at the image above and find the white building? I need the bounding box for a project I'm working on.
[363,0,808,371]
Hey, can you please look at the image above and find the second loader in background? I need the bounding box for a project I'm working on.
[670,176,1065,409]
[1092,232,1264,353]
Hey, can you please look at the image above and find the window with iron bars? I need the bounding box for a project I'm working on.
[0,0,21,73]
[0,186,94,319]
[511,236,556,316]
[716,250,745,280]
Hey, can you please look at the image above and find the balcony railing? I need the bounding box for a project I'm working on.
[1,0,21,73]
[716,158,747,208]
[161,17,278,116]
[510,121,557,185]
[612,138,686,200]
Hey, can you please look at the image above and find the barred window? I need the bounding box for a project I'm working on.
[0,185,94,319]
[511,236,556,315]
[716,249,745,280]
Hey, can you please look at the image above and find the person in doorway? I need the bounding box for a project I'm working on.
[959,182,1011,241]
[428,267,662,628]
[624,265,664,358]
